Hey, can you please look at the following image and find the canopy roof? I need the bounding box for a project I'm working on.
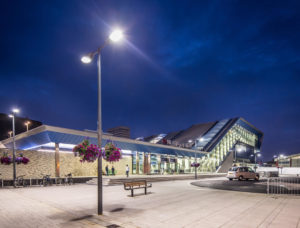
[0,125,205,158]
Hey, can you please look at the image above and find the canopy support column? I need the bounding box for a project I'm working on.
[55,143,60,177]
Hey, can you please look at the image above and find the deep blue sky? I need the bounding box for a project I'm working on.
[1,0,299,161]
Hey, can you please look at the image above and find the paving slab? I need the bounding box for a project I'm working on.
[0,178,300,228]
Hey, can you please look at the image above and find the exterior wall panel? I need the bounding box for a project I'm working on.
[0,149,132,179]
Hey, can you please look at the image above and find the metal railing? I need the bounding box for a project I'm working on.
[267,176,300,195]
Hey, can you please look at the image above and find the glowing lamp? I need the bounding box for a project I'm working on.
[109,29,123,42]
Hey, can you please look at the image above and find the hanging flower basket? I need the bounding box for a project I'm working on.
[0,152,12,165]
[16,153,30,165]
[191,162,200,167]
[73,139,101,163]
[103,141,122,162]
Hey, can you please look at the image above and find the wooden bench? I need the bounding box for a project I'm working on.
[124,180,152,197]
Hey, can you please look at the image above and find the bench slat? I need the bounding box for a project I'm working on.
[124,180,152,194]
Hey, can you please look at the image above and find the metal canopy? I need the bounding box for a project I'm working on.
[2,127,206,158]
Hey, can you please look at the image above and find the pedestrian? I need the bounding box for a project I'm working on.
[126,164,129,177]
[112,166,115,176]
[105,165,109,176]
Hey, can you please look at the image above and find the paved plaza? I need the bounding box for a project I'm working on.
[1,177,300,228]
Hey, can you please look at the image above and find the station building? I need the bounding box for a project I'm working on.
[0,117,263,178]
[274,154,300,168]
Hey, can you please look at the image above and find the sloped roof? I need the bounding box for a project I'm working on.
[144,135,158,142]
[145,117,264,152]
[159,130,182,142]
[163,122,217,146]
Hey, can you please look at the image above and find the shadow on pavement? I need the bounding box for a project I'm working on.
[70,215,93,221]
[191,179,267,194]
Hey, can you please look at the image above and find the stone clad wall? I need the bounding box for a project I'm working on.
[59,153,132,176]
[59,152,98,177]
[102,155,132,176]
[0,149,55,179]
[0,149,132,179]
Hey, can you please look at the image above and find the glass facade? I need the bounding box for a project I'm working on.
[131,152,201,175]
[150,154,159,174]
[138,153,143,174]
[132,153,137,174]
[199,123,260,172]
[128,118,263,174]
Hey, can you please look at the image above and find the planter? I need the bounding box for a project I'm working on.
[73,139,101,163]
[191,162,200,168]
[103,141,122,162]
[16,154,30,165]
[0,153,12,165]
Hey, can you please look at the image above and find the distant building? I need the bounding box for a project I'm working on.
[107,126,130,139]
[0,113,42,141]
[274,154,300,167]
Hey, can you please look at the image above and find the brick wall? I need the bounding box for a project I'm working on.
[0,149,132,179]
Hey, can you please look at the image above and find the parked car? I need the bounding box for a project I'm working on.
[227,166,259,181]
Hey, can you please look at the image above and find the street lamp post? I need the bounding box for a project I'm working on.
[25,121,31,132]
[235,145,242,164]
[189,140,197,179]
[254,152,261,172]
[279,154,285,174]
[190,138,203,180]
[274,154,279,174]
[274,154,285,174]
[234,145,237,163]
[81,29,123,215]
[194,143,197,180]
[9,108,20,187]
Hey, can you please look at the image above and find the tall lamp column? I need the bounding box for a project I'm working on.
[81,29,123,215]
[9,108,20,187]
[25,121,31,132]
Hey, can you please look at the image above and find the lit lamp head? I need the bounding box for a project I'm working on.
[257,154,261,157]
[109,29,124,42]
[237,147,242,153]
[199,138,204,142]
[12,108,20,114]
[25,121,31,126]
[81,52,95,64]
[81,29,123,64]
[9,108,20,118]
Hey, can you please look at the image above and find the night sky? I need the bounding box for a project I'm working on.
[1,0,299,161]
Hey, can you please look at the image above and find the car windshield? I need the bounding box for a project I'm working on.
[229,167,238,171]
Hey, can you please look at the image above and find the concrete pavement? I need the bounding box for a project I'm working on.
[0,178,300,228]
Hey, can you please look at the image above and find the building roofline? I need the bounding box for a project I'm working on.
[0,124,207,155]
[239,117,263,135]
